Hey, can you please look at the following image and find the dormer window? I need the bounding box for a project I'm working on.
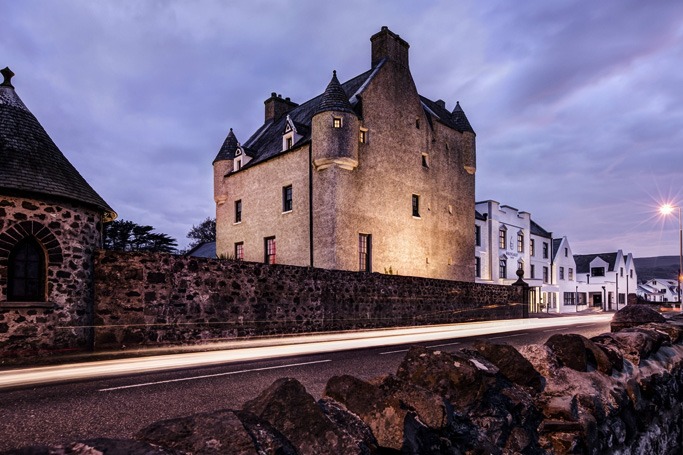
[333,117,342,128]
[232,145,250,171]
[359,128,367,143]
[282,115,302,151]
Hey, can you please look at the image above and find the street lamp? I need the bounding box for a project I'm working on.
[660,204,683,309]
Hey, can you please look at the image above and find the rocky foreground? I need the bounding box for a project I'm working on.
[5,305,683,454]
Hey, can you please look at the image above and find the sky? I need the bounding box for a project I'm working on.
[2,0,683,257]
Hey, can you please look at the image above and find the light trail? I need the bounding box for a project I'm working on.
[98,359,332,392]
[0,314,611,390]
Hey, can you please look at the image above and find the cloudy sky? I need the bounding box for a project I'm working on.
[3,0,683,257]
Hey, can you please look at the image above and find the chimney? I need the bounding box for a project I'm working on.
[435,99,446,109]
[370,26,410,69]
[264,92,298,122]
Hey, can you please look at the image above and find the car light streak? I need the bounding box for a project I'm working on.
[0,314,611,390]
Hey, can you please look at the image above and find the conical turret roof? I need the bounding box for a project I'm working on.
[0,67,116,220]
[451,101,475,134]
[316,71,355,115]
[213,128,239,163]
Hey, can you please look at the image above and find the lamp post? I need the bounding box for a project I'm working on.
[660,204,683,310]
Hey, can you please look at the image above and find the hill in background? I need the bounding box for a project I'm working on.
[634,256,680,282]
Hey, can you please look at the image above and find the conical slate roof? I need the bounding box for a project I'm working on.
[0,67,116,220]
[451,101,475,134]
[316,71,355,114]
[213,128,238,164]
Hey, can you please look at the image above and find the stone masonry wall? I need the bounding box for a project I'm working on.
[0,195,102,357]
[93,250,523,349]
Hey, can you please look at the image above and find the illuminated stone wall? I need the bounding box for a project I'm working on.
[93,250,522,349]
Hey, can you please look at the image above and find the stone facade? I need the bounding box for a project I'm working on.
[0,195,103,356]
[214,27,476,281]
[93,251,522,349]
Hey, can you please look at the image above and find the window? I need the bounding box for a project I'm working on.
[530,264,536,279]
[415,118,420,129]
[359,234,371,272]
[559,267,565,280]
[569,268,574,280]
[412,194,420,217]
[518,261,524,271]
[517,232,524,253]
[282,185,293,212]
[591,267,605,277]
[8,237,46,302]
[499,226,507,249]
[542,242,549,259]
[499,259,507,279]
[620,267,624,277]
[421,153,429,168]
[234,200,242,223]
[543,266,549,283]
[234,158,242,171]
[264,237,276,264]
[359,129,367,143]
[475,257,481,278]
[475,225,481,247]
[530,239,535,256]
[333,117,342,128]
[630,269,633,278]
[564,248,568,257]
[286,136,293,149]
[564,292,576,305]
[234,242,244,261]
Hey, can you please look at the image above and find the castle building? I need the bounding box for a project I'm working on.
[214,27,476,281]
[0,67,116,355]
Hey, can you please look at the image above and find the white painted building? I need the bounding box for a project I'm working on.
[475,200,638,314]
[638,278,679,303]
[475,200,556,313]
[573,251,637,311]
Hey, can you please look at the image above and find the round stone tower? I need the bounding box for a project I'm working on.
[311,71,360,171]
[0,66,116,357]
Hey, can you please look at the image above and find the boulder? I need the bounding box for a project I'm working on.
[612,305,665,332]
[609,330,665,365]
[544,334,589,371]
[518,344,562,378]
[379,375,449,430]
[135,409,260,454]
[395,346,488,411]
[473,341,544,392]
[243,377,364,455]
[324,374,406,450]
[590,334,625,372]
[317,398,378,454]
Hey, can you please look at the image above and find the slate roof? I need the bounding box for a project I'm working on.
[530,220,552,238]
[213,128,239,164]
[218,60,476,171]
[0,67,116,220]
[475,210,486,221]
[185,241,217,258]
[574,252,619,274]
[552,238,563,260]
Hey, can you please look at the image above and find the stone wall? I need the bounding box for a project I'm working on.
[0,195,102,357]
[93,250,523,349]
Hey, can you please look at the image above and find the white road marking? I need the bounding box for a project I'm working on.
[379,349,409,355]
[543,328,564,333]
[490,332,530,340]
[427,341,460,348]
[98,359,332,392]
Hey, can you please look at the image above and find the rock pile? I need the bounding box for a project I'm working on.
[6,308,683,454]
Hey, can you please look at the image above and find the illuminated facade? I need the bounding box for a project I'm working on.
[214,27,476,281]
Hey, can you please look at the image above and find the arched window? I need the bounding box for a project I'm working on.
[8,237,46,302]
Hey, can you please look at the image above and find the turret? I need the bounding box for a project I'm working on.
[213,128,238,205]
[452,101,476,175]
[311,71,360,171]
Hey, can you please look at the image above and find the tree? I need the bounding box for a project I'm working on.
[103,219,178,253]
[187,217,216,248]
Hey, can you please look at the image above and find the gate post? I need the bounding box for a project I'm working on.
[512,269,530,319]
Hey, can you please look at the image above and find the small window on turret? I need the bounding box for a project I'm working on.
[333,117,342,128]
[359,129,367,143]
[421,153,429,168]
[416,118,420,129]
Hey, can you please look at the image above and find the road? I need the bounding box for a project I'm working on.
[0,315,610,451]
